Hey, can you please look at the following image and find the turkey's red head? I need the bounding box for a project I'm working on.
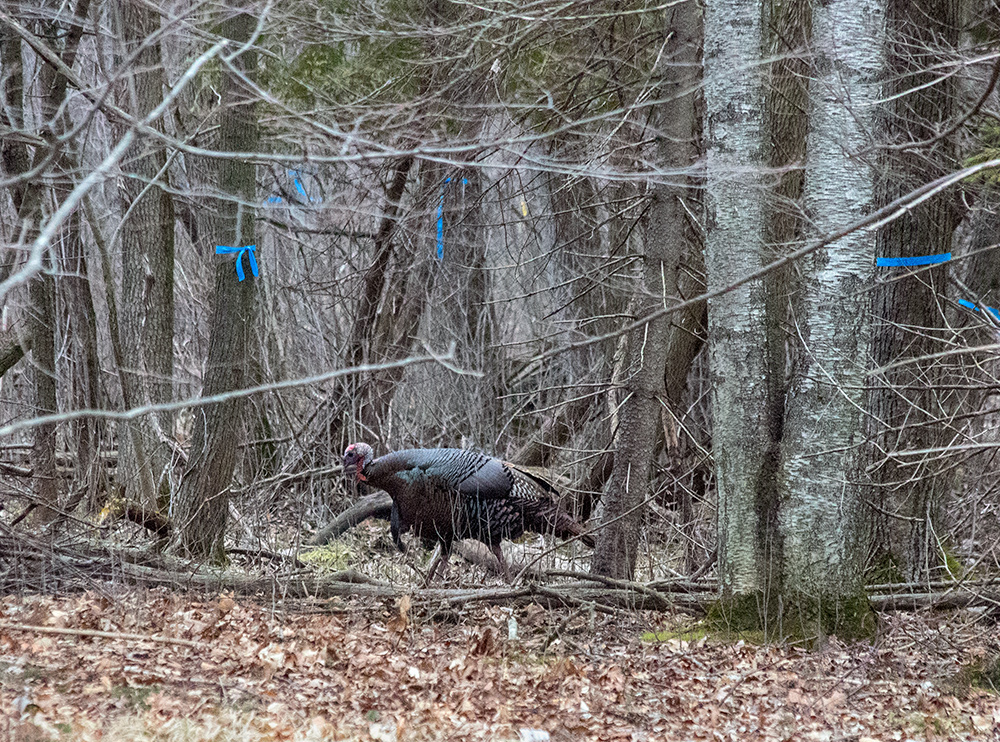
[343,442,373,482]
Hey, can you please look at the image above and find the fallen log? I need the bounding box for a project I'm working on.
[311,492,392,545]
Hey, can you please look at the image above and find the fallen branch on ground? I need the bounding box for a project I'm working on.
[311,492,392,546]
[0,621,208,648]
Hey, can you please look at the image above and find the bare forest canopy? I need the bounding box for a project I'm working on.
[1,0,1000,638]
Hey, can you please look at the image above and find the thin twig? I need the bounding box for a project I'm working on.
[0,353,452,438]
[0,621,208,649]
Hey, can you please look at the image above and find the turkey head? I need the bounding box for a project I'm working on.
[343,442,374,482]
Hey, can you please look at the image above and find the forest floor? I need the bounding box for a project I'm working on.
[1,588,999,742]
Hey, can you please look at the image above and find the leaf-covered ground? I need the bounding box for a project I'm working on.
[2,590,998,741]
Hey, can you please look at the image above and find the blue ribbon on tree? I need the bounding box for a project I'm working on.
[958,299,1000,321]
[215,244,259,281]
[876,252,951,267]
[436,179,449,260]
[436,176,469,260]
[265,170,319,205]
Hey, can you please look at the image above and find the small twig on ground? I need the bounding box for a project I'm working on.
[228,547,306,567]
[532,585,616,615]
[542,605,587,651]
[0,621,208,649]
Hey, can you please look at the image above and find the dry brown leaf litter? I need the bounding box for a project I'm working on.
[1,590,998,741]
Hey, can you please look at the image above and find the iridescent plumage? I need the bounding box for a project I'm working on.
[343,443,594,581]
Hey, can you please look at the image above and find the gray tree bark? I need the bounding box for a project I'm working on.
[58,195,104,514]
[776,0,884,635]
[28,259,58,522]
[170,10,259,560]
[114,0,176,510]
[1,0,92,522]
[591,0,700,579]
[869,0,961,583]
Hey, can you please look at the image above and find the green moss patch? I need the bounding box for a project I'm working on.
[707,589,877,644]
[298,543,354,572]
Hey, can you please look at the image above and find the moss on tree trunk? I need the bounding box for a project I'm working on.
[708,589,877,643]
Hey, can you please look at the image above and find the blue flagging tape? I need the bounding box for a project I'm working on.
[216,244,258,281]
[876,252,951,267]
[958,298,1000,322]
[264,169,319,205]
[435,177,470,260]
[436,178,449,260]
[877,252,1000,324]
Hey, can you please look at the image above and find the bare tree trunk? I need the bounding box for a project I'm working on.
[346,157,415,370]
[704,0,775,596]
[761,0,812,499]
[0,16,29,220]
[723,0,811,602]
[59,204,104,514]
[114,0,176,510]
[869,0,961,583]
[29,262,58,522]
[170,10,258,561]
[361,200,438,436]
[776,0,884,638]
[2,0,92,522]
[591,0,700,579]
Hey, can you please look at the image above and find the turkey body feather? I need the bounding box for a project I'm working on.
[343,443,594,581]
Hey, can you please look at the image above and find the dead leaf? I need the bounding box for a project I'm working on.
[469,627,496,656]
[823,690,846,709]
[601,665,625,693]
[215,594,236,617]
[387,595,410,634]
[971,715,992,733]
[369,721,397,741]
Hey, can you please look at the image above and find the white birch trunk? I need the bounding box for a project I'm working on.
[779,0,885,596]
[703,0,771,594]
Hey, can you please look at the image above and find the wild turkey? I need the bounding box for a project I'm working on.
[342,442,594,581]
